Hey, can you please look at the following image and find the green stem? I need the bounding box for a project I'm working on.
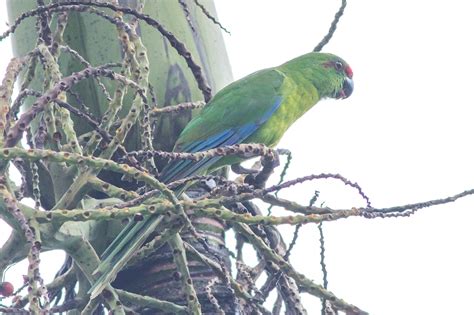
[116,289,188,314]
[65,238,125,314]
[168,234,202,315]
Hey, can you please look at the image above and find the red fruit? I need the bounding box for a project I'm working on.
[0,282,14,296]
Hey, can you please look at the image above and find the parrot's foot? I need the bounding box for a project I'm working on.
[244,173,266,189]
[244,152,280,189]
[231,163,260,175]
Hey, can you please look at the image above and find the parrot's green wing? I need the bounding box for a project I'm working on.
[160,68,287,182]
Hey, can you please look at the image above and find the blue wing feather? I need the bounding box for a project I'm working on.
[160,96,283,183]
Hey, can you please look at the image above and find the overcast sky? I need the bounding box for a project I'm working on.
[2,1,474,314]
[214,2,474,314]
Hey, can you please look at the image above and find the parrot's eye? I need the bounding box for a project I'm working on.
[334,61,343,71]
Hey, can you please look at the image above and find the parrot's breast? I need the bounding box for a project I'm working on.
[244,75,320,147]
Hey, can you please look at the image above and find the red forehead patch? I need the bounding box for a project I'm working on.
[345,65,353,78]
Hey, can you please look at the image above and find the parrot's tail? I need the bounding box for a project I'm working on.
[88,215,163,299]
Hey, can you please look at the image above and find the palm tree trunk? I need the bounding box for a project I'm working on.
[7,0,234,312]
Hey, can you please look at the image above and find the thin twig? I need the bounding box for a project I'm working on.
[267,149,292,215]
[193,0,231,34]
[314,0,347,52]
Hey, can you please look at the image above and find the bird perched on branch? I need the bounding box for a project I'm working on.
[89,52,354,297]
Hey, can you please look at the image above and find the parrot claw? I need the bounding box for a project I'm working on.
[244,174,266,189]
[245,152,280,188]
[231,163,260,175]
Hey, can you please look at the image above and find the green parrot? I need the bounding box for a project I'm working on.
[89,52,353,298]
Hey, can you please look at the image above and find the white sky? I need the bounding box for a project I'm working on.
[2,1,474,314]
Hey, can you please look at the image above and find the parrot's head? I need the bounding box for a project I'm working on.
[321,54,354,100]
[282,52,354,100]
